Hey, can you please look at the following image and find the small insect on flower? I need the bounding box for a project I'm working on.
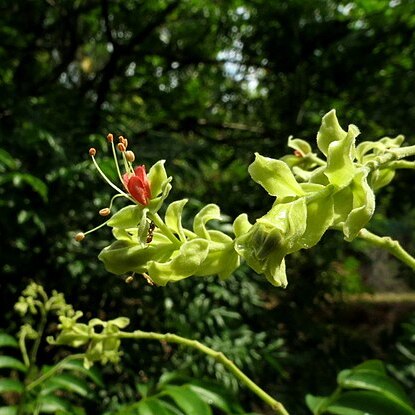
[146,222,156,243]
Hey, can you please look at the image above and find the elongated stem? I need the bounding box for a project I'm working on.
[117,330,290,415]
[26,354,85,392]
[357,228,415,270]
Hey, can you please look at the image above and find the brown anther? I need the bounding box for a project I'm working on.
[107,133,114,143]
[89,148,97,157]
[294,150,303,157]
[142,273,155,286]
[125,150,135,163]
[74,232,85,242]
[99,208,111,217]
[117,142,126,152]
[118,136,128,148]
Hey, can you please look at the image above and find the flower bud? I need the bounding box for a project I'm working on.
[99,208,111,217]
[117,142,126,152]
[75,232,85,242]
[125,150,135,162]
[107,133,114,143]
[89,148,96,157]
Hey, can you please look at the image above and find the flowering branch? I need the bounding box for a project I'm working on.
[50,314,290,415]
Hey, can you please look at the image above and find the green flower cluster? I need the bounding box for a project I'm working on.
[50,313,130,369]
[82,111,413,287]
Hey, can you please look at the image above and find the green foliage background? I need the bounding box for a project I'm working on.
[1,0,415,413]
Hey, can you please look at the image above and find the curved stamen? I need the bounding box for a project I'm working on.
[90,155,135,203]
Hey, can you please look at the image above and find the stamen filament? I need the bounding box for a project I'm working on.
[110,141,125,184]
[121,151,133,174]
[90,155,135,203]
[83,219,112,235]
[108,193,125,210]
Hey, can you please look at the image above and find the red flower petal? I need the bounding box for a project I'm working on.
[127,176,150,205]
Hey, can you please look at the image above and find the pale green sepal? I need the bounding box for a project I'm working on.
[193,204,221,239]
[107,205,143,228]
[235,198,307,287]
[194,241,240,280]
[147,160,169,197]
[148,181,172,213]
[259,198,307,247]
[112,227,134,242]
[292,166,314,181]
[343,168,375,241]
[300,193,334,248]
[369,168,396,191]
[233,213,252,238]
[249,153,305,198]
[332,186,353,226]
[105,317,129,329]
[317,109,347,156]
[324,124,359,187]
[287,136,312,156]
[266,258,287,288]
[300,183,326,193]
[148,239,210,285]
[165,199,188,242]
[309,166,329,185]
[356,135,404,163]
[218,246,240,280]
[98,240,174,275]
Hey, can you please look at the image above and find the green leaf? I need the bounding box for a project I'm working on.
[187,383,242,413]
[326,390,415,415]
[248,153,305,199]
[42,373,90,397]
[338,360,412,405]
[305,394,331,415]
[10,173,48,202]
[159,401,185,415]
[138,399,171,415]
[0,356,28,373]
[0,379,24,393]
[0,148,18,170]
[163,385,212,415]
[0,407,18,415]
[0,333,18,348]
[59,359,104,388]
[37,394,73,413]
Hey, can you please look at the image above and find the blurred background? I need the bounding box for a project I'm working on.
[1,0,415,413]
